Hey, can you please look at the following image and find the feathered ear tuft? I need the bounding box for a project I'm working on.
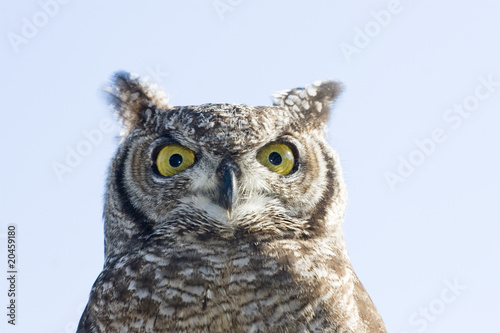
[105,71,170,137]
[271,80,343,129]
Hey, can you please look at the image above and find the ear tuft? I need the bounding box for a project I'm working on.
[272,80,343,129]
[105,71,170,137]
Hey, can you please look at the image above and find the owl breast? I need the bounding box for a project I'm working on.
[87,238,334,332]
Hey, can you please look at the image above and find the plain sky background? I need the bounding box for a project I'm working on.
[1,1,499,332]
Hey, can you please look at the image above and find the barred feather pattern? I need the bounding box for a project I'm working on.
[77,73,386,333]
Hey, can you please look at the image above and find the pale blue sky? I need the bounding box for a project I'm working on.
[1,1,499,332]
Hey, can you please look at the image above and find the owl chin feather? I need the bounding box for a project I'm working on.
[176,194,290,228]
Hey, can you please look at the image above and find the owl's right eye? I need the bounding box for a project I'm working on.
[154,144,195,177]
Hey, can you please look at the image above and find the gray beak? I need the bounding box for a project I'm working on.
[216,156,239,219]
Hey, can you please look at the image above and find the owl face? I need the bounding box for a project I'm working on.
[104,73,345,256]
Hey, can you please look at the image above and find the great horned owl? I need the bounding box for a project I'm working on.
[77,72,386,333]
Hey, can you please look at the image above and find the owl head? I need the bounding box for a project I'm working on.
[103,72,346,259]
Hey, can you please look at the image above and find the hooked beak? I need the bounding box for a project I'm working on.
[217,157,239,219]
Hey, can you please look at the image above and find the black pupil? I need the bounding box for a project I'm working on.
[169,154,183,168]
[268,152,282,166]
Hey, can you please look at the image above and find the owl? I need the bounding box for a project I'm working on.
[76,72,386,333]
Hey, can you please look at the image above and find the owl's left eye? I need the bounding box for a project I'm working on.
[154,144,195,177]
[257,142,296,175]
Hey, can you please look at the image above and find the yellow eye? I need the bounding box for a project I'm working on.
[257,142,295,175]
[155,144,195,177]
